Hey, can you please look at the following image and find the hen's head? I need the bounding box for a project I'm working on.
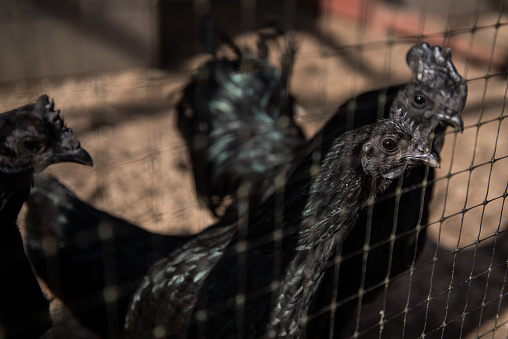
[0,95,93,174]
[361,112,440,192]
[392,43,468,151]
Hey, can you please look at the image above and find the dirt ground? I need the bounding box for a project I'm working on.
[1,7,507,339]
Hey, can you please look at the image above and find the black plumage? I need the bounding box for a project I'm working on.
[172,41,468,337]
[0,95,92,339]
[25,175,192,338]
[24,24,306,338]
[177,22,306,219]
[23,42,467,337]
[306,43,468,337]
[123,113,439,338]
[176,40,468,336]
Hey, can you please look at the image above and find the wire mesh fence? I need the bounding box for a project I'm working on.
[0,0,507,338]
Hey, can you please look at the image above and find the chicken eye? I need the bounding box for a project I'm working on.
[23,139,42,152]
[413,95,426,108]
[382,138,397,151]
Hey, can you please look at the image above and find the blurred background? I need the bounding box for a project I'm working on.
[0,0,507,337]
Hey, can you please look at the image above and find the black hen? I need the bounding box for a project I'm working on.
[123,112,439,338]
[177,22,306,219]
[307,43,467,335]
[0,95,92,339]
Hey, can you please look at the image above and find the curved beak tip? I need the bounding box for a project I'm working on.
[456,118,464,133]
[421,151,440,169]
[405,152,440,169]
[80,151,94,167]
[76,148,94,167]
[426,154,440,169]
[53,147,94,167]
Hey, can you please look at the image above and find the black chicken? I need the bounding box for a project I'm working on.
[0,95,92,339]
[123,111,439,338]
[177,21,307,219]
[307,43,467,336]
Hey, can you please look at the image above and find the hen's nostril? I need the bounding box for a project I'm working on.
[417,145,428,153]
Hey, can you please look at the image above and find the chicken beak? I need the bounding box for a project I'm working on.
[404,146,440,169]
[51,147,93,167]
[49,126,94,167]
[438,112,464,132]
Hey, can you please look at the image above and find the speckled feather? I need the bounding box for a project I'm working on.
[124,118,438,338]
[177,24,306,219]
